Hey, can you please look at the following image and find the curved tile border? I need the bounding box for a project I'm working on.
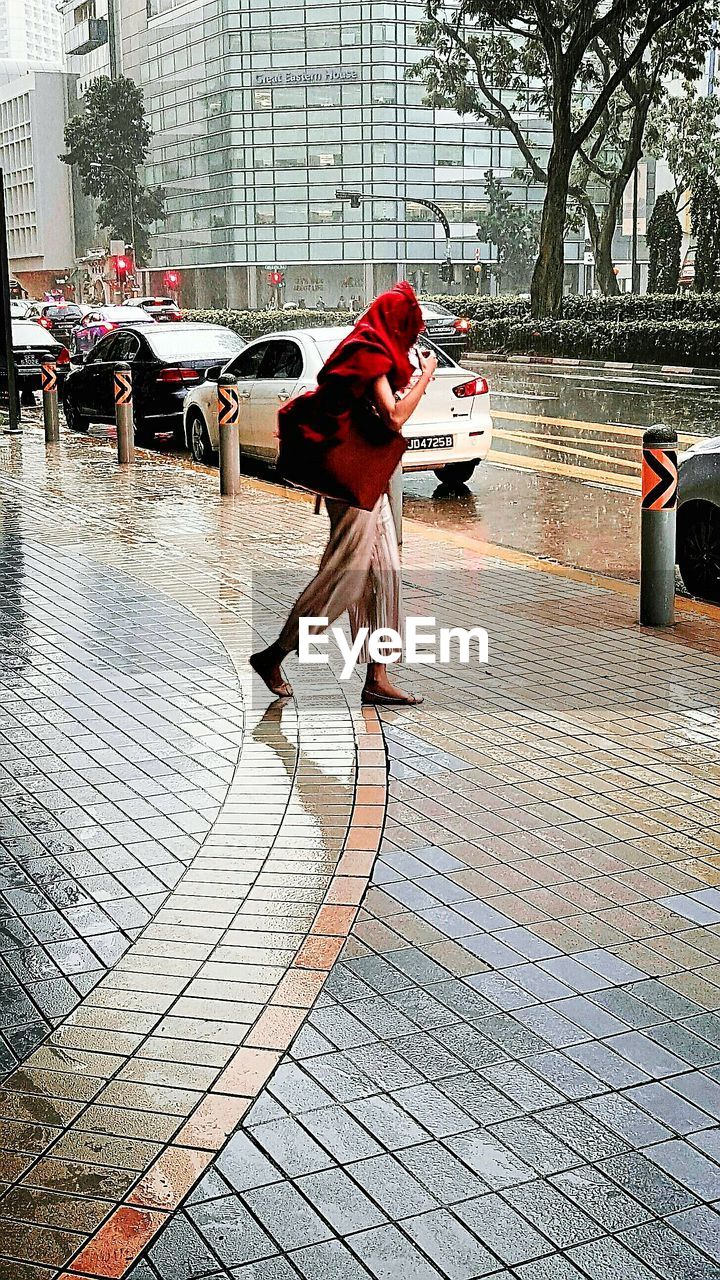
[42,707,385,1280]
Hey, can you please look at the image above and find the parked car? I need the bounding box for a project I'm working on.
[73,305,156,355]
[677,437,720,600]
[129,296,183,322]
[1,321,69,404]
[62,322,246,445]
[30,301,88,347]
[183,326,492,488]
[419,301,472,357]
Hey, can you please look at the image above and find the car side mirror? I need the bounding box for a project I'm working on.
[205,364,222,382]
[69,351,84,365]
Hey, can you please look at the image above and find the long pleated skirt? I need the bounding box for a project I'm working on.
[279,493,402,665]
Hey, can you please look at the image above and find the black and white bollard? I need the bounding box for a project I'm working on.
[41,360,60,444]
[640,425,677,627]
[114,362,134,465]
[218,373,241,496]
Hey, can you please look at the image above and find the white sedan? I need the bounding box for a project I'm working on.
[183,326,492,487]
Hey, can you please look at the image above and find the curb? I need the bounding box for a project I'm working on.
[465,351,720,383]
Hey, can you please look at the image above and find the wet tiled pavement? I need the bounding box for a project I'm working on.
[1,423,720,1278]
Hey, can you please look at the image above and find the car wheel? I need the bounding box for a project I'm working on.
[677,502,720,601]
[63,397,88,433]
[433,460,478,487]
[188,411,216,464]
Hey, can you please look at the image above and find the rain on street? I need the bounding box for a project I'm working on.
[403,360,720,581]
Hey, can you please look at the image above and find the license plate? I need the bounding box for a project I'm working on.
[19,353,37,366]
[407,433,453,450]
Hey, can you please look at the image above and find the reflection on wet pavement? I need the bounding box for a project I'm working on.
[405,362,720,580]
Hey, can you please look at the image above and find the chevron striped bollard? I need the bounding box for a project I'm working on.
[114,362,134,465]
[640,425,677,627]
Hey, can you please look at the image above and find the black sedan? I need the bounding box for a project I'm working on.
[31,302,88,348]
[62,322,246,446]
[1,321,69,406]
[420,302,471,358]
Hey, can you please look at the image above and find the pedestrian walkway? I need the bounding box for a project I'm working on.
[0,424,718,1280]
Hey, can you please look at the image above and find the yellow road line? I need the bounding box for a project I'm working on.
[493,409,700,445]
[487,449,641,489]
[493,428,641,472]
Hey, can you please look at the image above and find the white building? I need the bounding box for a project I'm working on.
[61,0,113,93]
[0,0,64,64]
[0,61,75,293]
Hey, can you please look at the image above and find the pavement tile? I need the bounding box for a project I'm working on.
[294,1167,387,1234]
[349,1224,445,1279]
[455,1192,552,1265]
[242,1182,334,1251]
[618,1219,720,1280]
[290,1239,372,1278]
[346,1153,438,1218]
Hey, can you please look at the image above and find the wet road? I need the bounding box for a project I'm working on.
[19,360,720,583]
[404,361,720,581]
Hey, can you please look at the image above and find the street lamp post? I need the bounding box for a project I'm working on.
[0,169,19,432]
[336,189,454,284]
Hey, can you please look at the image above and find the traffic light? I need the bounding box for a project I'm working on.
[439,261,449,283]
[268,270,285,287]
[116,256,128,283]
[164,270,180,290]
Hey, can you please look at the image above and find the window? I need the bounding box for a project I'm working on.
[229,342,269,380]
[258,340,303,380]
[87,334,122,363]
[112,332,142,361]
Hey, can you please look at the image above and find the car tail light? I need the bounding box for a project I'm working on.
[38,316,52,329]
[56,346,70,366]
[454,317,471,333]
[157,367,201,384]
[452,377,488,398]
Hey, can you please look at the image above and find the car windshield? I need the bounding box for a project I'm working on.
[421,303,453,318]
[13,321,58,347]
[101,307,152,323]
[45,306,83,319]
[311,329,455,369]
[145,327,245,360]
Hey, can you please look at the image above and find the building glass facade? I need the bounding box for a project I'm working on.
[119,0,649,307]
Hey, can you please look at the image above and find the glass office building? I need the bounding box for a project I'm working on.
[120,0,648,307]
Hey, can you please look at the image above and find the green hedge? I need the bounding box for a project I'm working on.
[427,293,720,324]
[467,317,720,366]
[184,299,720,366]
[184,307,356,337]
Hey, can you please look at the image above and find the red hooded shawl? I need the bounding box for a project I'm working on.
[277,282,425,510]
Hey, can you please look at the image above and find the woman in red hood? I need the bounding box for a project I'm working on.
[251,282,437,705]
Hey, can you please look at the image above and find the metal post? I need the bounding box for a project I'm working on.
[218,373,241,496]
[0,169,19,433]
[114,362,134,465]
[41,361,60,444]
[388,465,403,549]
[640,425,677,627]
[631,163,640,294]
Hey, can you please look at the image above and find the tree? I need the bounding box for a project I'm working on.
[692,172,720,292]
[646,192,682,292]
[647,86,720,211]
[411,0,712,317]
[475,173,541,292]
[61,76,165,266]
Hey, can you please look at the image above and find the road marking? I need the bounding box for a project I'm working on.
[492,428,641,470]
[487,449,640,489]
[493,409,701,445]
[480,363,718,392]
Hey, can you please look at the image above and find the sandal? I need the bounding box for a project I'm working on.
[249,651,293,699]
[361,690,424,707]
